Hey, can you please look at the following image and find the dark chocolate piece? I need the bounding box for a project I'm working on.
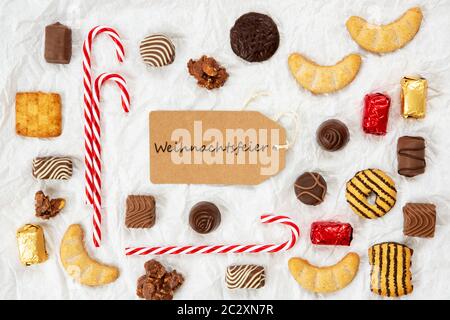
[397,136,426,177]
[230,12,279,62]
[403,203,436,238]
[189,201,221,234]
[44,22,72,64]
[294,172,327,206]
[125,195,156,228]
[226,265,265,289]
[316,119,350,151]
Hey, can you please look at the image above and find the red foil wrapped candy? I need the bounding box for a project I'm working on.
[310,221,353,246]
[362,93,391,135]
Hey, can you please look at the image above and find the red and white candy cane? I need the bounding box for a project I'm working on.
[91,73,130,247]
[125,215,300,256]
[83,26,125,207]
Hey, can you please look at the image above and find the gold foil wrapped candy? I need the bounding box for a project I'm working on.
[401,76,427,119]
[16,224,48,265]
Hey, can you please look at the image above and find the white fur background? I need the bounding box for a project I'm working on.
[1,0,450,300]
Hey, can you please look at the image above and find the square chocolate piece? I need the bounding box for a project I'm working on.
[125,195,156,228]
[403,203,436,238]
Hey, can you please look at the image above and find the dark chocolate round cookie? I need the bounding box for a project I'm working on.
[230,12,279,62]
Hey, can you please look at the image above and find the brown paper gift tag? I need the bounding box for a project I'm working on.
[150,111,286,185]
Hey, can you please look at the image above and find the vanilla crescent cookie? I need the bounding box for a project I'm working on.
[288,53,362,94]
[288,253,360,293]
[346,7,423,54]
[60,224,119,286]
[346,169,397,219]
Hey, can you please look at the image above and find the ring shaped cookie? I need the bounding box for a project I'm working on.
[346,169,396,219]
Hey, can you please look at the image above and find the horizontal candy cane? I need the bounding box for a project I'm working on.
[125,215,300,255]
[83,26,125,207]
[92,73,130,247]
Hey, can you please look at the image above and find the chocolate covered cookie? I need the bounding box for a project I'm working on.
[294,172,327,206]
[189,201,221,234]
[230,12,279,62]
[316,119,349,151]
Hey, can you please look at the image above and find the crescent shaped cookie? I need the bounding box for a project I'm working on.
[346,7,423,53]
[288,252,360,293]
[60,224,119,286]
[288,53,362,94]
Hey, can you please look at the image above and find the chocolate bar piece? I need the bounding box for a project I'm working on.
[32,156,73,180]
[16,224,48,265]
[403,203,436,238]
[45,22,72,64]
[310,221,353,246]
[397,136,426,177]
[125,195,156,228]
[226,265,265,289]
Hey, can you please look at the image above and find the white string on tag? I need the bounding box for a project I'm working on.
[241,92,300,151]
[273,111,300,150]
[241,91,270,111]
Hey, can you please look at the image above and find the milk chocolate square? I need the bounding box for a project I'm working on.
[45,22,72,64]
[403,203,436,238]
[125,195,156,228]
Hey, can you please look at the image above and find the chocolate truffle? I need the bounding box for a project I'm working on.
[140,34,175,67]
[189,201,221,234]
[125,195,156,228]
[397,136,426,177]
[403,203,436,238]
[316,119,349,151]
[294,172,327,206]
[44,22,72,64]
[230,12,279,62]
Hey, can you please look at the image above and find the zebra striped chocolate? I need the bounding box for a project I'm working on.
[368,242,413,297]
[139,34,175,67]
[226,265,265,289]
[32,156,73,180]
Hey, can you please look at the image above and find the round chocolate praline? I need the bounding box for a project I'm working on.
[294,172,327,206]
[316,119,350,151]
[230,12,280,62]
[189,202,221,234]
